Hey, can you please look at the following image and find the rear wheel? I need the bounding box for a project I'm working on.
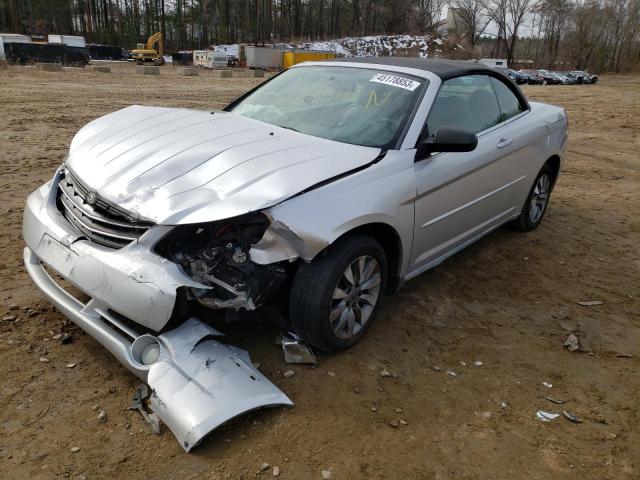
[289,235,387,352]
[511,164,553,232]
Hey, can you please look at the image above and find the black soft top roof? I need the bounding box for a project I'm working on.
[331,57,500,80]
[329,56,530,108]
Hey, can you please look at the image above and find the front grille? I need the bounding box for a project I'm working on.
[56,168,154,249]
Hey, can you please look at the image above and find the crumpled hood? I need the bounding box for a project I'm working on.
[67,105,380,224]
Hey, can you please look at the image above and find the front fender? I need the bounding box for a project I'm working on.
[249,150,416,278]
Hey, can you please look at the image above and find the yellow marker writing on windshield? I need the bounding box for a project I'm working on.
[366,90,393,108]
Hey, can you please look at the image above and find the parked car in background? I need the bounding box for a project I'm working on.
[571,70,598,84]
[536,70,563,85]
[227,55,239,67]
[519,70,544,85]
[494,67,528,85]
[551,72,575,85]
[561,71,580,84]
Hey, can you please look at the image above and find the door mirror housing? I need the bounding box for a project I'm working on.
[416,126,478,159]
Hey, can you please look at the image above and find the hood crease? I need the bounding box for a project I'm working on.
[67,105,381,225]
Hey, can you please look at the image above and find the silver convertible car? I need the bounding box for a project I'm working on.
[23,58,567,450]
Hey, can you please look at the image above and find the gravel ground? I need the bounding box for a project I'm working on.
[0,63,638,480]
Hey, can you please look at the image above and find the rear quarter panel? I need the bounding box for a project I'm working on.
[518,101,567,196]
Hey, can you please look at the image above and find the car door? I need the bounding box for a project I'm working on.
[408,74,531,277]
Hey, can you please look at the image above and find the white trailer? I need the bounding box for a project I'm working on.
[47,35,86,47]
[193,50,227,69]
[0,33,30,60]
[479,58,508,68]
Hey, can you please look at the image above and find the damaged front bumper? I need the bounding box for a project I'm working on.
[22,177,196,332]
[22,179,293,451]
[23,247,292,451]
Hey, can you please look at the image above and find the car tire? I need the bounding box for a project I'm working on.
[289,234,388,353]
[511,164,554,232]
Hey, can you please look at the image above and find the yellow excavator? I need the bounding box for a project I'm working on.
[131,32,165,65]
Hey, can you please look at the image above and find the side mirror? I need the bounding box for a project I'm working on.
[416,126,478,159]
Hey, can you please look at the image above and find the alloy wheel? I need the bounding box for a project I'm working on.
[329,255,382,340]
[529,173,551,223]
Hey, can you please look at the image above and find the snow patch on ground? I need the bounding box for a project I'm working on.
[211,34,470,60]
[281,34,469,59]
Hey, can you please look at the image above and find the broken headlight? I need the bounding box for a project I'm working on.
[155,213,286,310]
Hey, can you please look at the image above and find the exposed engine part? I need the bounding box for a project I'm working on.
[232,247,248,265]
[155,213,286,310]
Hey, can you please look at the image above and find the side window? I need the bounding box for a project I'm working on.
[426,74,501,136]
[490,77,525,121]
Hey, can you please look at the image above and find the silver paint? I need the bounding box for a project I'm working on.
[66,105,381,225]
[22,61,567,452]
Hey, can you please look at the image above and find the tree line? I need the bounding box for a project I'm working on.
[0,0,638,71]
[450,0,640,72]
[0,0,446,47]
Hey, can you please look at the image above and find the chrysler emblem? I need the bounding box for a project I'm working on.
[85,191,97,205]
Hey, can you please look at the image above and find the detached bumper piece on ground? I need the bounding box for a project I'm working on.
[24,247,292,452]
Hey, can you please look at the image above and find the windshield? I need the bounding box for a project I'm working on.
[229,65,427,149]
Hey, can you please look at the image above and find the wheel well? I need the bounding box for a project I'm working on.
[545,155,561,189]
[337,223,403,295]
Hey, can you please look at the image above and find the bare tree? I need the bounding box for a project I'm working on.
[534,0,571,68]
[448,0,492,46]
[482,0,536,66]
[414,0,446,32]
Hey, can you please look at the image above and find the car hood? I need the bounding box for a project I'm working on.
[66,105,380,224]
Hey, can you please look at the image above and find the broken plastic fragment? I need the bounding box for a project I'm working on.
[277,333,318,365]
[127,384,161,434]
[536,410,560,422]
[562,410,582,423]
[148,319,293,452]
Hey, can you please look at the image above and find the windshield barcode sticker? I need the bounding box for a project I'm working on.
[370,73,421,91]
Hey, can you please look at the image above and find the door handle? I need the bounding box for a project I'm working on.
[497,138,513,149]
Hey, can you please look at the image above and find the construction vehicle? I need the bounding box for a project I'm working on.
[131,32,165,65]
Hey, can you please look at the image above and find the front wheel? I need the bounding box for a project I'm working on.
[289,235,387,352]
[511,164,553,232]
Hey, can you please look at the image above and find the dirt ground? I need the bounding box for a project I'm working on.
[0,63,638,480]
